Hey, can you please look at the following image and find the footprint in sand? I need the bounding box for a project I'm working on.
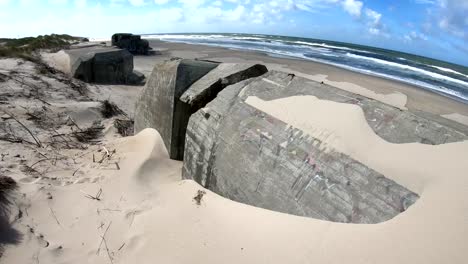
[37,234,50,248]
[27,226,50,248]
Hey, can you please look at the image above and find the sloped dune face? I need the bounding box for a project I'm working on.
[4,125,467,264]
[120,124,468,264]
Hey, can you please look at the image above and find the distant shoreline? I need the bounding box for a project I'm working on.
[145,39,468,119]
[146,37,468,105]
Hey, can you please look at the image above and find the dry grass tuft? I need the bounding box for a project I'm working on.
[73,121,104,144]
[100,100,125,118]
[114,119,134,137]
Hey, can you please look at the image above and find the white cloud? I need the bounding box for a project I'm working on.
[364,8,387,37]
[341,0,362,17]
[110,0,125,7]
[178,0,205,8]
[19,0,38,6]
[75,0,86,8]
[49,0,68,4]
[415,0,437,4]
[0,0,393,41]
[404,31,428,42]
[365,8,381,26]
[436,0,468,38]
[128,0,146,6]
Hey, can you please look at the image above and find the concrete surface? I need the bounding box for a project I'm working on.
[67,47,140,84]
[134,63,468,224]
[180,63,268,109]
[134,59,219,159]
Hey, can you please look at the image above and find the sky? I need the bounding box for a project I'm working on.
[0,0,467,66]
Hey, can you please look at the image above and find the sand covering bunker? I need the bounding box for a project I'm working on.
[4,94,468,263]
[130,97,468,263]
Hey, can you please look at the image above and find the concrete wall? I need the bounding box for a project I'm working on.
[67,47,137,84]
[134,62,468,224]
[182,71,467,223]
[135,59,268,160]
[134,59,219,159]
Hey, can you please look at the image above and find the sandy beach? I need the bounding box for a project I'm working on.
[1,39,468,264]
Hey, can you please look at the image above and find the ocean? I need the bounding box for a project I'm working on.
[143,33,468,104]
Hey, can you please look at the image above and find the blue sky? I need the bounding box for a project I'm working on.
[0,0,467,65]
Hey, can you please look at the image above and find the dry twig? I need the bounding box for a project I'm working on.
[97,221,112,255]
[48,204,61,227]
[3,111,42,147]
[82,188,102,201]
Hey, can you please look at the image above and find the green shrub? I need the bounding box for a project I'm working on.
[0,34,82,59]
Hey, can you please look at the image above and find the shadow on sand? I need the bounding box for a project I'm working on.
[0,176,22,257]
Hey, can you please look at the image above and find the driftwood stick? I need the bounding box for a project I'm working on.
[99,149,116,164]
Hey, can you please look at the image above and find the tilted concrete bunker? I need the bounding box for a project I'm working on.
[135,59,468,224]
[111,33,151,55]
[134,59,268,160]
[66,46,145,84]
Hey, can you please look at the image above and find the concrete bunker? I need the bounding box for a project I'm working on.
[134,59,268,160]
[135,61,468,224]
[67,46,145,85]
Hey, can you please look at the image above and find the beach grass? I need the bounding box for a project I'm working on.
[0,34,82,59]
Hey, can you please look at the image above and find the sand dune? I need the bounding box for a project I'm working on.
[5,116,468,263]
[2,43,468,263]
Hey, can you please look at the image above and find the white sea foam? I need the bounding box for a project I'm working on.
[144,34,468,102]
[232,36,266,41]
[430,65,468,78]
[291,41,372,54]
[144,34,226,40]
[346,53,468,87]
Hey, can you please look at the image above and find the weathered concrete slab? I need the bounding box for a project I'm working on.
[180,63,268,109]
[182,71,467,223]
[135,60,269,160]
[246,72,468,144]
[111,33,151,55]
[134,59,219,159]
[67,47,138,84]
[135,61,467,223]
